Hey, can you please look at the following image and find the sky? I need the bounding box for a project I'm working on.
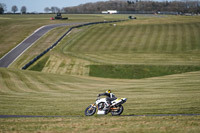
[0,0,192,13]
[0,0,109,13]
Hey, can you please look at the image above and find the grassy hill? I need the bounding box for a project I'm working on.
[1,14,200,132]
[65,23,200,53]
[1,67,200,115]
[0,67,200,132]
[23,15,200,78]
[0,14,127,58]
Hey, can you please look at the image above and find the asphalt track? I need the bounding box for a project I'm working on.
[0,22,86,68]
[0,114,200,118]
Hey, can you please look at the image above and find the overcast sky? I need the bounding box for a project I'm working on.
[0,0,109,13]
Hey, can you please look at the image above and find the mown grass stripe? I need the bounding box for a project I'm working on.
[166,24,172,52]
[1,71,23,93]
[65,23,200,54]
[34,75,66,92]
[22,74,51,93]
[193,23,200,49]
[140,24,151,52]
[0,71,13,94]
[126,26,137,52]
[9,72,36,93]
[172,24,178,52]
[120,26,138,53]
[135,25,148,52]
[28,74,58,92]
[100,27,116,52]
[97,26,116,52]
[117,26,131,52]
[195,23,200,49]
[169,24,179,52]
[150,24,161,52]
[74,27,96,50]
[101,27,117,51]
[16,71,46,92]
[176,24,183,52]
[156,24,165,52]
[185,24,192,51]
[188,23,197,50]
[127,25,141,52]
[162,24,169,52]
[143,25,155,52]
[49,76,92,93]
[70,28,95,52]
[67,27,91,52]
[77,27,101,52]
[108,26,123,51]
[166,24,176,52]
[1,68,200,116]
[110,26,127,51]
[181,24,187,52]
[87,26,111,52]
[85,26,106,52]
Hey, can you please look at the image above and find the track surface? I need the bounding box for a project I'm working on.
[0,22,85,68]
[0,114,200,118]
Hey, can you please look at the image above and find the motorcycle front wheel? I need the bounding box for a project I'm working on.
[85,105,96,116]
[111,105,124,116]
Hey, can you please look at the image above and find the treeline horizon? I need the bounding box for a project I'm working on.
[62,0,200,14]
[1,0,200,14]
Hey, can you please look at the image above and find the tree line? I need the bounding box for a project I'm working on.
[62,0,200,14]
[1,0,200,14]
[11,5,27,14]
[0,4,27,14]
[44,7,61,13]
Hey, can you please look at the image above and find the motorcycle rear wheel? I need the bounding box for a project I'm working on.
[111,105,124,116]
[85,105,96,116]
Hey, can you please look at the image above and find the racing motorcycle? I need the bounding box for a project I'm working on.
[85,97,127,116]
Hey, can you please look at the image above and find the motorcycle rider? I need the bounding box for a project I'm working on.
[98,90,117,110]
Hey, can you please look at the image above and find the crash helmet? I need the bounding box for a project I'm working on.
[106,90,111,93]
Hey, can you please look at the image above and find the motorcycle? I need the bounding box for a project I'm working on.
[85,97,127,116]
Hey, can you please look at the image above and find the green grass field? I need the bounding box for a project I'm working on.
[1,14,200,132]
[0,14,128,58]
[1,116,200,133]
[1,67,200,115]
[89,65,200,79]
[26,15,200,77]
[65,22,200,53]
[0,68,200,132]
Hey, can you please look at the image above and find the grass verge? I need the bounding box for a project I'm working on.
[89,65,200,79]
[0,116,200,133]
[29,56,50,71]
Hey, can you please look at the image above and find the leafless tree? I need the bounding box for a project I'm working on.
[62,0,200,14]
[50,6,60,13]
[44,7,50,13]
[0,3,6,14]
[11,5,18,13]
[21,6,27,14]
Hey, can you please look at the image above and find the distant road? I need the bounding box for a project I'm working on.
[0,22,85,68]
